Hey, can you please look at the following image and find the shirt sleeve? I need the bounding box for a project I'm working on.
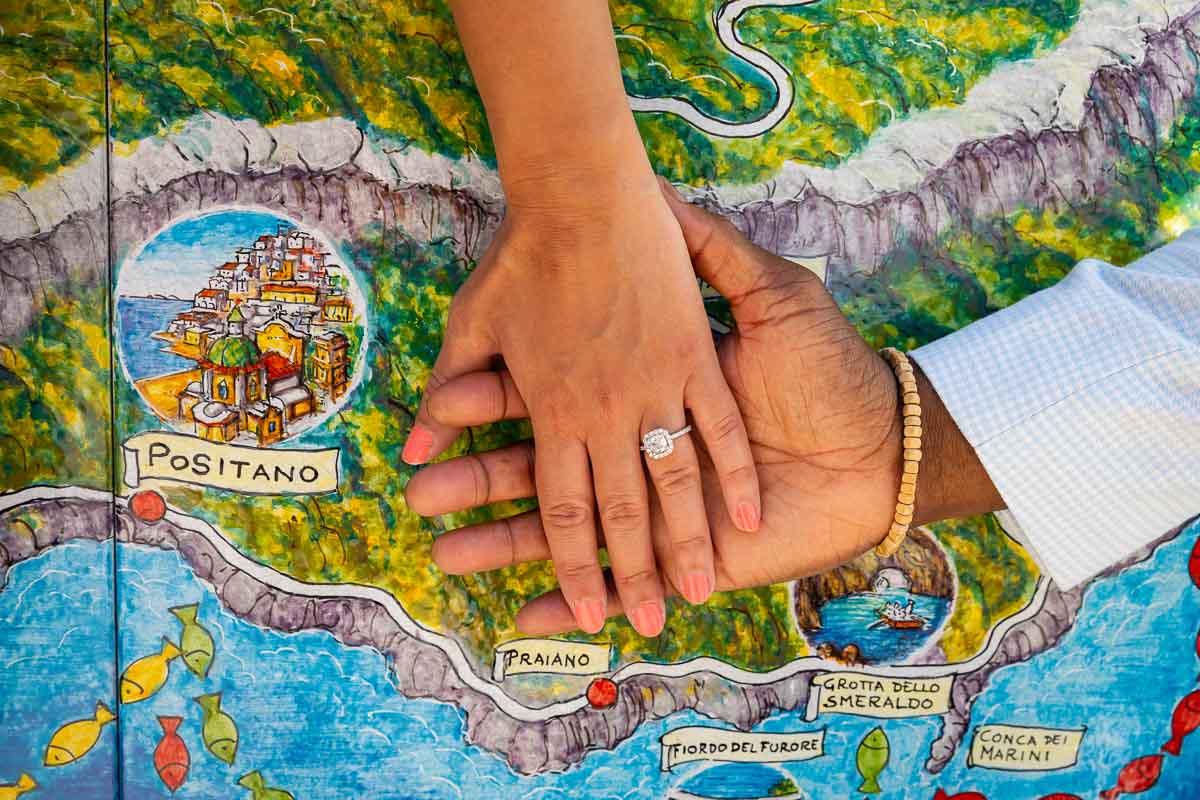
[910,229,1200,589]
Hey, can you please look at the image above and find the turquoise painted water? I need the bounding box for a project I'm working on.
[803,588,951,665]
[677,762,806,798]
[2,519,1199,799]
[117,297,194,380]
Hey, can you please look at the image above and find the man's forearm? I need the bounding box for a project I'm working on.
[448,1,655,204]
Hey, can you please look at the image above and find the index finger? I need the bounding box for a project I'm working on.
[426,370,529,428]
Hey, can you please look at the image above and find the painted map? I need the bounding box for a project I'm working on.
[2,1,1199,798]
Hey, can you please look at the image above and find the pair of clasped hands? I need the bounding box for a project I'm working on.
[400,175,928,638]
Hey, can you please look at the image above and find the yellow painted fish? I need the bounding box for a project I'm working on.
[0,773,37,800]
[44,702,115,767]
[120,638,181,704]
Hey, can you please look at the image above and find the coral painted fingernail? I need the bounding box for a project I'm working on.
[631,601,665,637]
[736,502,760,532]
[575,598,607,634]
[681,572,713,605]
[402,425,434,465]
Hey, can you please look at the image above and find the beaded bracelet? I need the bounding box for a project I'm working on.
[875,347,921,557]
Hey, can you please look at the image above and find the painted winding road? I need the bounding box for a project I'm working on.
[0,484,1052,726]
[626,0,812,138]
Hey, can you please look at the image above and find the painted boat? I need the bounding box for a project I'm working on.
[874,609,927,630]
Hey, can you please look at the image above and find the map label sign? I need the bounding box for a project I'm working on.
[659,726,825,771]
[492,639,611,681]
[968,724,1086,771]
[123,431,340,495]
[804,673,953,720]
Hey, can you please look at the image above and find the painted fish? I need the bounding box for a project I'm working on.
[856,727,890,794]
[1100,754,1164,799]
[170,603,215,678]
[237,771,295,800]
[0,774,37,800]
[154,716,190,793]
[120,638,181,704]
[1163,690,1200,755]
[195,692,239,765]
[933,790,987,800]
[44,702,115,767]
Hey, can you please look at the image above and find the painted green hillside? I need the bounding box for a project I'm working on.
[2,0,1078,189]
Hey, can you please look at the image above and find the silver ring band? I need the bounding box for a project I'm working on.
[640,425,693,460]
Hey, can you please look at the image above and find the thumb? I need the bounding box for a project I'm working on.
[657,176,800,324]
[403,309,495,466]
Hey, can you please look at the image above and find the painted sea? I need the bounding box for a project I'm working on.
[117,297,195,381]
[2,520,1199,799]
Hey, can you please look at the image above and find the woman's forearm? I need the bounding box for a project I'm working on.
[448,1,655,205]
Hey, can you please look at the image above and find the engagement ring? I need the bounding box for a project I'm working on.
[640,425,693,460]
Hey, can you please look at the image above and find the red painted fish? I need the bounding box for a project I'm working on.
[1195,627,1200,681]
[933,790,987,800]
[154,716,189,793]
[1163,690,1200,755]
[1100,754,1164,799]
[1190,534,1200,590]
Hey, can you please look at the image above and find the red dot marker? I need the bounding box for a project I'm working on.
[130,490,166,522]
[587,677,618,709]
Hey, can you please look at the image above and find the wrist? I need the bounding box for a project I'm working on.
[497,122,657,214]
[910,362,1003,525]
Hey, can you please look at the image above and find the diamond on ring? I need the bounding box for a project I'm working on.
[641,425,692,460]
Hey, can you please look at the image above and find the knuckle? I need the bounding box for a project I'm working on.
[488,373,509,420]
[654,462,700,497]
[600,497,647,533]
[499,517,517,566]
[670,532,709,551]
[705,411,743,445]
[720,462,756,483]
[556,559,598,583]
[466,454,492,507]
[697,217,741,266]
[614,567,658,590]
[426,365,452,394]
[519,444,536,482]
[541,499,593,530]
[425,387,449,422]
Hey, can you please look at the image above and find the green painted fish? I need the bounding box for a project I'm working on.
[856,727,890,793]
[170,603,215,678]
[237,771,295,800]
[194,692,238,765]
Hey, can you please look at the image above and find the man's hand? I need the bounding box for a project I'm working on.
[405,180,1001,635]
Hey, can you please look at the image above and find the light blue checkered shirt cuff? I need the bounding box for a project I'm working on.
[911,230,1200,589]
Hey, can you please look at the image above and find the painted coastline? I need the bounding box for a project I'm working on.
[0,487,1185,775]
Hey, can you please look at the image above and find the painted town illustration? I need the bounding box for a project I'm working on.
[126,224,358,448]
[2,1,1200,799]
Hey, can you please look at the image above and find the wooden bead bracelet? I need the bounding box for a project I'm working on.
[875,347,921,557]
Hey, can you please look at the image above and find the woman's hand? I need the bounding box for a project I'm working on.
[406,181,1002,635]
[403,173,761,638]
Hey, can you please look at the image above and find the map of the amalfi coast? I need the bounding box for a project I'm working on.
[2,1,1199,798]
